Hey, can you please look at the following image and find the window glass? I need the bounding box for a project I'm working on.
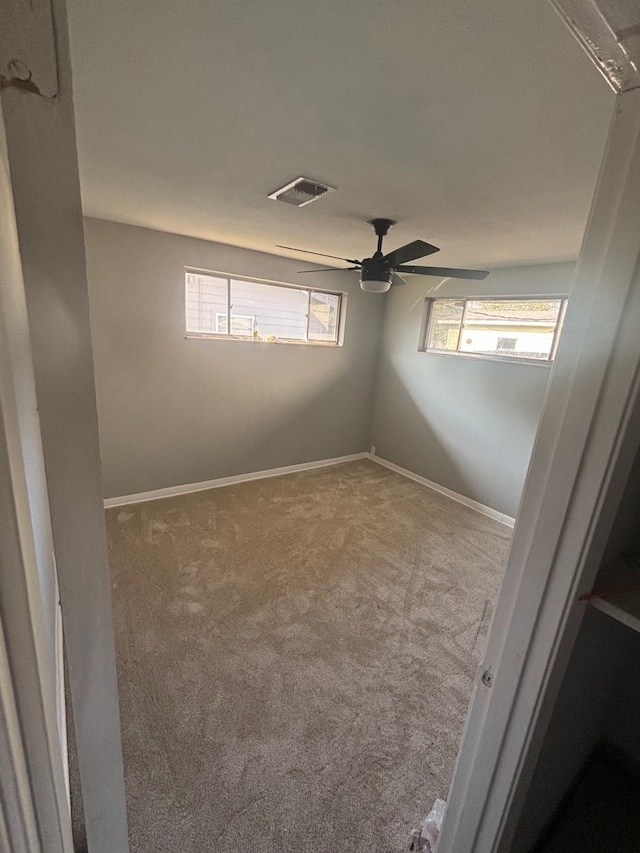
[424,298,565,362]
[230,279,308,341]
[216,314,255,336]
[186,273,227,333]
[426,300,465,351]
[185,272,342,344]
[308,291,340,342]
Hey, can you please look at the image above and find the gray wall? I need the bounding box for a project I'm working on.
[369,263,575,518]
[84,218,384,499]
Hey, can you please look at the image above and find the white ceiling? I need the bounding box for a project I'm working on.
[66,0,614,270]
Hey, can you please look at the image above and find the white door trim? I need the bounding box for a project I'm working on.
[438,88,640,853]
[0,617,42,853]
[0,108,71,849]
[1,0,129,849]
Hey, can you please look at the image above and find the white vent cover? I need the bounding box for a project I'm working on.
[268,177,336,207]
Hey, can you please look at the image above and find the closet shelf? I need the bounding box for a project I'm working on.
[588,553,640,635]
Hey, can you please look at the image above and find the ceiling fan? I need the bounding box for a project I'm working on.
[278,218,489,293]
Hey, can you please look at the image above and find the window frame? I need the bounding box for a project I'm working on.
[419,295,568,366]
[184,268,346,346]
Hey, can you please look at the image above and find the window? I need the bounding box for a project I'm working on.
[185,271,343,345]
[422,298,567,363]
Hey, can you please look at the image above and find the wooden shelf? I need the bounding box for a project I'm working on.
[591,589,640,634]
[589,553,640,635]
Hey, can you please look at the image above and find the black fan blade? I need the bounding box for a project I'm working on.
[382,239,440,267]
[391,272,407,286]
[297,267,359,273]
[277,245,361,265]
[396,265,489,280]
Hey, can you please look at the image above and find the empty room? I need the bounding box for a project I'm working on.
[6,1,640,852]
[65,1,607,846]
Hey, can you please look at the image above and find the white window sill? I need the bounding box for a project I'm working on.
[185,334,342,347]
[419,349,554,366]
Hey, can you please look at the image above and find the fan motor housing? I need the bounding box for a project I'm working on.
[360,262,391,284]
[359,258,393,292]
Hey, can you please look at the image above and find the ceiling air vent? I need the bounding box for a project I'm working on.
[268,177,335,207]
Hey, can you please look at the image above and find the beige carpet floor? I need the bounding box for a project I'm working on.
[71,459,511,852]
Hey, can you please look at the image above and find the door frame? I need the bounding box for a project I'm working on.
[438,87,640,852]
[1,0,129,849]
[0,105,71,853]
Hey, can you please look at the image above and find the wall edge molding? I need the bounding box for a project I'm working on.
[103,453,369,507]
[369,454,516,527]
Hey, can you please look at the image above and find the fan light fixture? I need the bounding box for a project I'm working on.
[360,275,392,293]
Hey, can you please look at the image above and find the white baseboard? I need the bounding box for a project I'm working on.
[103,453,369,508]
[104,451,516,527]
[368,454,516,528]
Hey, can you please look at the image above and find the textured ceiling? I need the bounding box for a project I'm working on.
[66,0,614,269]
